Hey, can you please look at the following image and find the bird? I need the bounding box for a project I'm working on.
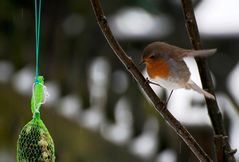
[141,42,216,100]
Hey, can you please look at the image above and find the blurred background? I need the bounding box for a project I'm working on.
[0,0,239,161]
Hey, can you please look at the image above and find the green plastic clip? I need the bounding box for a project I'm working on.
[31,76,44,119]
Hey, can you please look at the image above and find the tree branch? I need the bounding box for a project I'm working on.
[90,0,213,161]
[180,0,237,161]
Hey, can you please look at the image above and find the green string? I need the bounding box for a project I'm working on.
[32,0,43,118]
[34,0,42,82]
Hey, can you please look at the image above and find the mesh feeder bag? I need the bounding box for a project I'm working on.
[17,76,55,162]
[17,114,55,162]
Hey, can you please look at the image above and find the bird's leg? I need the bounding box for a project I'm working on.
[164,90,173,109]
[145,77,162,87]
[145,77,172,109]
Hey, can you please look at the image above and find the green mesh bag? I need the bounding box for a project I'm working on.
[17,114,55,162]
[17,76,55,162]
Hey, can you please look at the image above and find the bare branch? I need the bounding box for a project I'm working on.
[180,0,237,161]
[90,0,213,161]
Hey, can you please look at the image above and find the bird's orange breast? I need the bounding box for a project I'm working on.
[145,59,170,79]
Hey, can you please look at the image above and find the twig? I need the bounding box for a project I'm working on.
[90,0,213,161]
[180,0,237,161]
[214,135,226,162]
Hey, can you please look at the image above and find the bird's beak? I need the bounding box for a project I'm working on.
[138,60,145,67]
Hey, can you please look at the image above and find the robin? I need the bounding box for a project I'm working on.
[141,42,216,100]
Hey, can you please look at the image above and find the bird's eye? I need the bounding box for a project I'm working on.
[149,54,155,59]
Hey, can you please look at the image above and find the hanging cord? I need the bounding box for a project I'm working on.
[32,0,49,118]
[34,0,42,82]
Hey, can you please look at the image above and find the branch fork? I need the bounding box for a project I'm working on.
[90,0,214,161]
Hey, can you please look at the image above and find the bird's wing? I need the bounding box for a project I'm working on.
[159,42,216,59]
[158,42,186,60]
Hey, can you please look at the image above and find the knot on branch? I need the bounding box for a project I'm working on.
[227,149,237,155]
[99,15,107,25]
[126,58,133,69]
[145,77,150,86]
[156,100,166,112]
[186,12,193,23]
[215,135,237,159]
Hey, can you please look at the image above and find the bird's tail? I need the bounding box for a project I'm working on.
[185,80,215,100]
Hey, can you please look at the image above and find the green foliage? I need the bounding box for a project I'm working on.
[17,116,55,162]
